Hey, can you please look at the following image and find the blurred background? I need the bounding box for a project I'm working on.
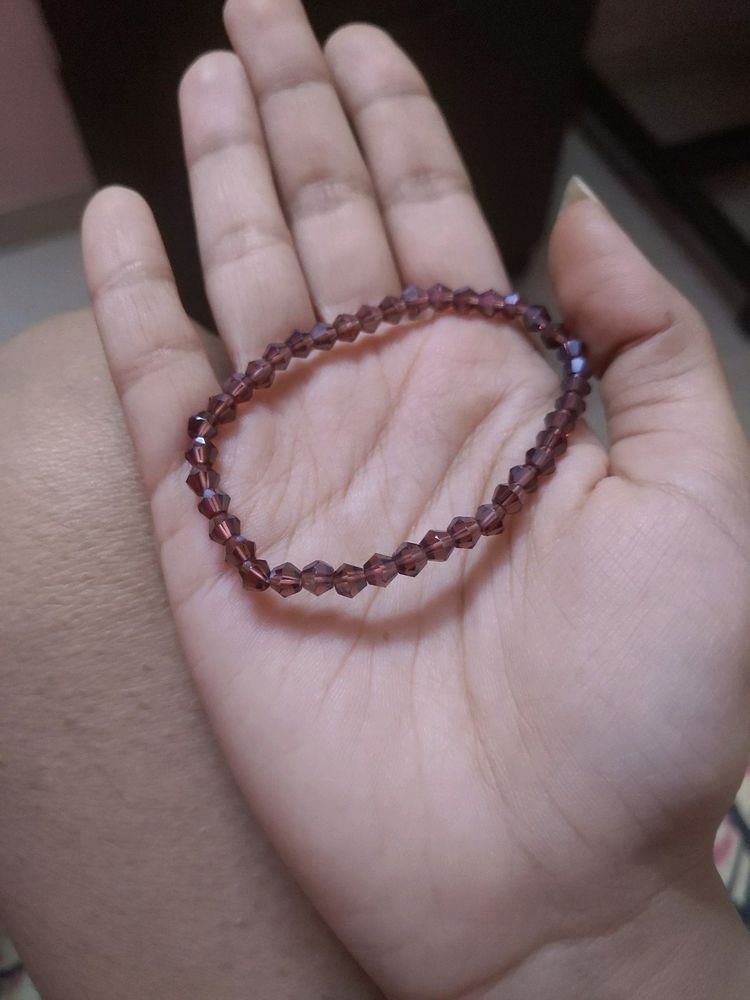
[0,0,749,995]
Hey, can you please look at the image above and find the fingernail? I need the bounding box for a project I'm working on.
[558,175,602,216]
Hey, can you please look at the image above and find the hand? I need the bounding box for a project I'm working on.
[82,2,750,997]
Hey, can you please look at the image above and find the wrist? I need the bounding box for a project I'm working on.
[477,864,750,1000]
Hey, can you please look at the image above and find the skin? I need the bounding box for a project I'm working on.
[5,0,750,996]
[0,312,380,999]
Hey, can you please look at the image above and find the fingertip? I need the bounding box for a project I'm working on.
[178,49,243,107]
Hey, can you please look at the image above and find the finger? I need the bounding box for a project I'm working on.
[325,24,510,296]
[179,51,315,362]
[223,0,400,316]
[549,184,746,491]
[81,186,218,496]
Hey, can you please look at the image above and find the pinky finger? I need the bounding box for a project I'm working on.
[82,187,219,498]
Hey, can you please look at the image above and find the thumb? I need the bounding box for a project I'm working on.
[549,177,745,495]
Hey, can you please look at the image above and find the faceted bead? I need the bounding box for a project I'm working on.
[502,292,526,318]
[420,529,455,561]
[492,484,523,514]
[225,535,256,568]
[310,321,337,350]
[269,562,302,598]
[453,286,479,314]
[207,392,236,424]
[379,295,407,323]
[240,558,271,591]
[477,289,504,317]
[263,342,292,371]
[476,503,505,535]
[427,283,453,311]
[509,465,539,492]
[301,560,335,596]
[545,409,576,432]
[363,552,398,587]
[185,439,218,467]
[536,427,568,456]
[287,328,314,358]
[333,313,361,343]
[187,466,219,495]
[401,284,429,318]
[197,489,230,518]
[525,446,556,475]
[356,304,382,333]
[448,515,481,548]
[222,372,254,403]
[558,338,586,360]
[561,372,592,396]
[246,359,275,388]
[565,356,591,377]
[333,563,367,598]
[393,542,427,577]
[556,392,586,416]
[187,412,217,440]
[540,322,568,350]
[522,304,551,332]
[209,513,240,543]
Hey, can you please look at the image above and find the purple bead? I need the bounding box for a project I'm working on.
[565,356,591,377]
[556,392,586,416]
[245,359,275,388]
[502,292,526,318]
[545,409,576,432]
[333,314,361,343]
[222,372,254,403]
[401,285,429,318]
[492,484,523,514]
[379,295,407,323]
[187,466,219,496]
[453,286,479,314]
[561,373,591,396]
[287,328,314,358]
[333,563,367,598]
[525,447,556,475]
[393,542,427,577]
[356,304,383,333]
[558,338,586,360]
[476,503,505,535]
[263,342,292,371]
[427,283,453,311]
[207,392,236,424]
[448,515,482,548]
[240,559,271,591]
[363,552,398,587]
[185,440,218,467]
[310,321,337,350]
[536,427,567,456]
[269,562,302,598]
[301,560,334,596]
[209,513,240,543]
[187,412,217,440]
[509,465,539,492]
[522,304,551,332]
[477,289,504,317]
[420,529,454,561]
[540,323,568,350]
[197,489,230,517]
[225,535,256,568]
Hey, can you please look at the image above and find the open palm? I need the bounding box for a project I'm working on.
[82,3,750,997]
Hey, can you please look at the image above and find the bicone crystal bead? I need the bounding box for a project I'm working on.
[222,372,254,403]
[207,392,236,424]
[363,552,398,587]
[269,562,302,597]
[246,359,275,388]
[509,465,539,492]
[393,542,427,577]
[522,304,551,332]
[448,515,481,548]
[263,342,292,371]
[379,295,407,323]
[476,503,505,535]
[477,289,504,317]
[333,563,367,597]
[525,447,556,475]
[209,513,240,543]
[420,529,455,561]
[185,440,218,467]
[401,285,429,318]
[501,292,526,318]
[197,490,230,517]
[356,304,382,333]
[333,313,361,342]
[540,322,568,350]
[287,328,314,358]
[187,412,217,440]
[187,466,219,495]
[225,535,256,568]
[453,286,479,314]
[310,321,337,350]
[427,283,453,311]
[240,559,271,591]
[301,560,335,596]
[536,427,567,456]
[556,392,586,416]
[492,484,523,514]
[545,409,576,432]
[561,372,592,396]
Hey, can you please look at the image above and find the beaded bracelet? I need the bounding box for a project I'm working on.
[184,284,590,599]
